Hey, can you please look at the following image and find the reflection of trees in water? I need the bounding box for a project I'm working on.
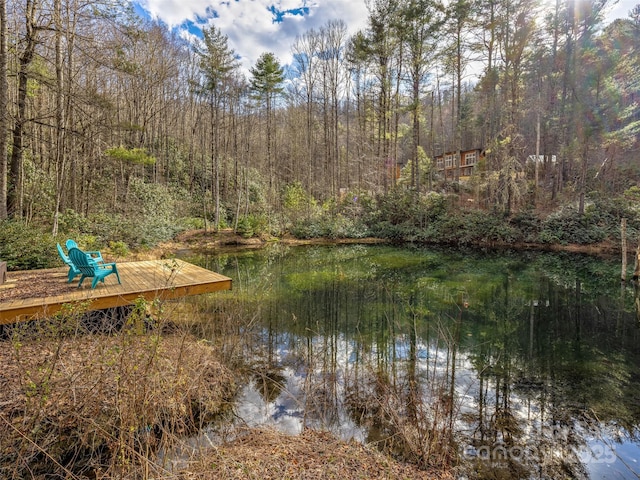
[188,246,640,477]
[340,301,463,469]
[459,271,637,479]
[252,365,286,404]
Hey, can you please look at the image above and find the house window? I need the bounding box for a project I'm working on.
[465,151,477,166]
[436,158,444,169]
[445,154,453,168]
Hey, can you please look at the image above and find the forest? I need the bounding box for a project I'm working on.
[1,0,640,268]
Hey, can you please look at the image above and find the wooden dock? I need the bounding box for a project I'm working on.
[0,259,232,325]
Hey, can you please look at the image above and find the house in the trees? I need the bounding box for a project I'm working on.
[435,148,484,181]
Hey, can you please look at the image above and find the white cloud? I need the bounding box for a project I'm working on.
[135,0,369,76]
[136,0,635,78]
[605,0,637,23]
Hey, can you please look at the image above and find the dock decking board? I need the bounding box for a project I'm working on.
[0,259,232,324]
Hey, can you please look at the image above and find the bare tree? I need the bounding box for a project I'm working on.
[8,0,40,218]
[0,0,7,219]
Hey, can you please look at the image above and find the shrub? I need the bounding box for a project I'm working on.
[0,220,58,270]
[236,214,270,238]
[0,309,236,478]
[509,210,541,243]
[58,209,92,234]
[290,214,370,240]
[539,206,608,245]
[459,211,518,245]
[108,240,130,258]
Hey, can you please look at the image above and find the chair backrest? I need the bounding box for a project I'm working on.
[68,247,96,276]
[65,239,79,250]
[57,243,72,265]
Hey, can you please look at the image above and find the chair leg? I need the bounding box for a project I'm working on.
[114,265,121,284]
[78,275,86,288]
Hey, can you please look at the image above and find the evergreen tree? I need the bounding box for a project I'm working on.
[250,52,285,191]
[193,25,239,230]
[399,0,446,191]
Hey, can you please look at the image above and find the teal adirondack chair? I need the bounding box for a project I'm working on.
[68,247,121,289]
[65,239,104,264]
[57,243,81,283]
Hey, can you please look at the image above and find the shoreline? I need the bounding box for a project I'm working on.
[140,229,630,262]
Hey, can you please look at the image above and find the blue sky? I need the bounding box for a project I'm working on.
[132,0,637,75]
[134,0,368,73]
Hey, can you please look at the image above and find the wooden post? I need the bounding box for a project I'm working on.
[0,261,6,285]
[621,218,627,282]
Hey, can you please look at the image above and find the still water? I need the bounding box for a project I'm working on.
[181,244,640,479]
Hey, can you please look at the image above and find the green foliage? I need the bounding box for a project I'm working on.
[126,178,175,217]
[74,235,100,251]
[365,190,450,240]
[104,146,156,165]
[282,181,316,212]
[250,52,285,100]
[63,212,182,249]
[236,214,269,238]
[58,209,92,234]
[22,157,56,219]
[0,221,58,270]
[457,211,520,245]
[372,188,423,226]
[182,217,207,230]
[623,186,640,202]
[539,206,608,245]
[291,214,370,240]
[109,240,130,258]
[236,217,254,238]
[55,180,190,249]
[194,25,239,94]
[398,147,432,188]
[509,211,542,243]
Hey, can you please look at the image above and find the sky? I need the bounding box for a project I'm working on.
[134,0,369,74]
[134,0,638,75]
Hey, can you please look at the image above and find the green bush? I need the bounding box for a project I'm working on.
[456,211,518,245]
[72,212,183,248]
[108,240,130,258]
[373,188,422,226]
[236,216,255,238]
[290,214,370,240]
[236,214,270,238]
[539,206,608,245]
[182,217,206,230]
[58,209,92,234]
[509,211,541,243]
[0,220,59,270]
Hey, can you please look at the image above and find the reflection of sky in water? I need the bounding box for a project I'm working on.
[232,330,640,479]
[579,434,640,479]
[235,378,304,433]
[234,336,365,442]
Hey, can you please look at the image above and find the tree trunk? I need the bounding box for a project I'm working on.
[621,218,627,282]
[0,0,7,219]
[52,0,65,235]
[8,0,38,218]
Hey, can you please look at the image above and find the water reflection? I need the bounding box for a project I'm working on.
[182,245,640,479]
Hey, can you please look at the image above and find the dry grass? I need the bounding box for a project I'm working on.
[180,427,454,480]
[0,312,237,479]
[0,312,455,479]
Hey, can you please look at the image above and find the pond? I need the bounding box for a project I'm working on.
[180,244,640,479]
